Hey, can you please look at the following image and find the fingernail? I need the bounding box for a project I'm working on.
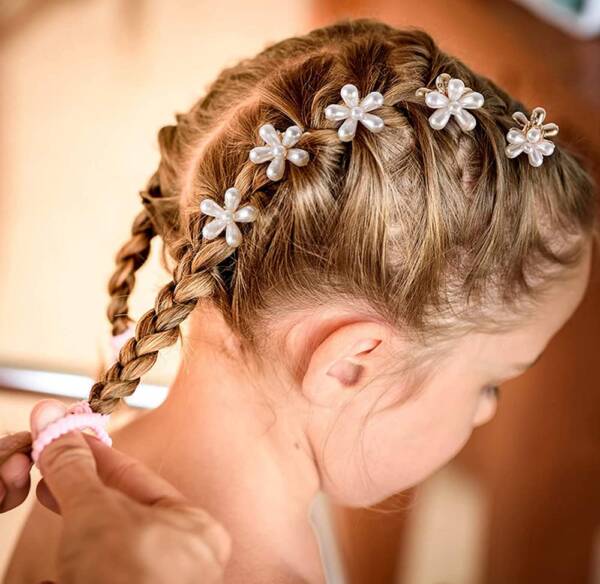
[30,400,68,439]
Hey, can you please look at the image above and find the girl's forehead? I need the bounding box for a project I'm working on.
[529,238,592,331]
[473,239,592,372]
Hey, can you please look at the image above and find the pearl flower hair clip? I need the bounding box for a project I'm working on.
[325,84,385,142]
[505,107,559,167]
[198,77,560,250]
[249,124,309,181]
[200,187,258,248]
[416,73,485,132]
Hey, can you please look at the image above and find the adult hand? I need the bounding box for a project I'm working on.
[0,429,32,512]
[7,400,232,584]
[0,401,74,512]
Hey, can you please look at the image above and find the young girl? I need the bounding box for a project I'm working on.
[6,18,598,583]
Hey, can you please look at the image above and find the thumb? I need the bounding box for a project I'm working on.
[31,400,104,515]
[84,434,185,507]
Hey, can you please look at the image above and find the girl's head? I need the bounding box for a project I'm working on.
[92,20,597,506]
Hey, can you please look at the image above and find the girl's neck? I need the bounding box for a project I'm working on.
[154,311,326,583]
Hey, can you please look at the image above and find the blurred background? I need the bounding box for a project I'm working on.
[0,1,599,582]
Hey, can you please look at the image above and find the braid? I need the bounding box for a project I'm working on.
[90,240,235,414]
[106,202,156,336]
[106,122,185,337]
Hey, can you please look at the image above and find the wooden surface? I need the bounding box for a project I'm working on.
[312,1,600,583]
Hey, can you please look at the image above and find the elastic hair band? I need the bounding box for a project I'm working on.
[31,401,112,467]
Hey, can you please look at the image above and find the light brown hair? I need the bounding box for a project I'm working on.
[89,19,598,414]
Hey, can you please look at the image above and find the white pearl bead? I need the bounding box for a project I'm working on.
[350,107,364,120]
[272,144,286,158]
[526,127,542,143]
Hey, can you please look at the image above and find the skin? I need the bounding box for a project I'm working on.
[3,238,592,584]
[2,402,231,584]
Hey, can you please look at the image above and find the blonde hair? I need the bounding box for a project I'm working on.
[89,19,598,414]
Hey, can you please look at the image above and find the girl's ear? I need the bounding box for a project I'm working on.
[301,321,390,407]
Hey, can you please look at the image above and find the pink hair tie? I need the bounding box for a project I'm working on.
[31,400,112,467]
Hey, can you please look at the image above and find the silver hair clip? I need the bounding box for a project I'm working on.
[200,187,258,248]
[325,84,385,142]
[505,107,558,167]
[416,73,484,132]
[249,124,309,181]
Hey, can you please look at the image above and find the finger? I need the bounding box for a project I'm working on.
[82,434,185,507]
[0,431,32,465]
[30,399,68,440]
[36,478,59,514]
[167,504,233,569]
[31,401,105,515]
[0,452,32,512]
[38,432,106,515]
